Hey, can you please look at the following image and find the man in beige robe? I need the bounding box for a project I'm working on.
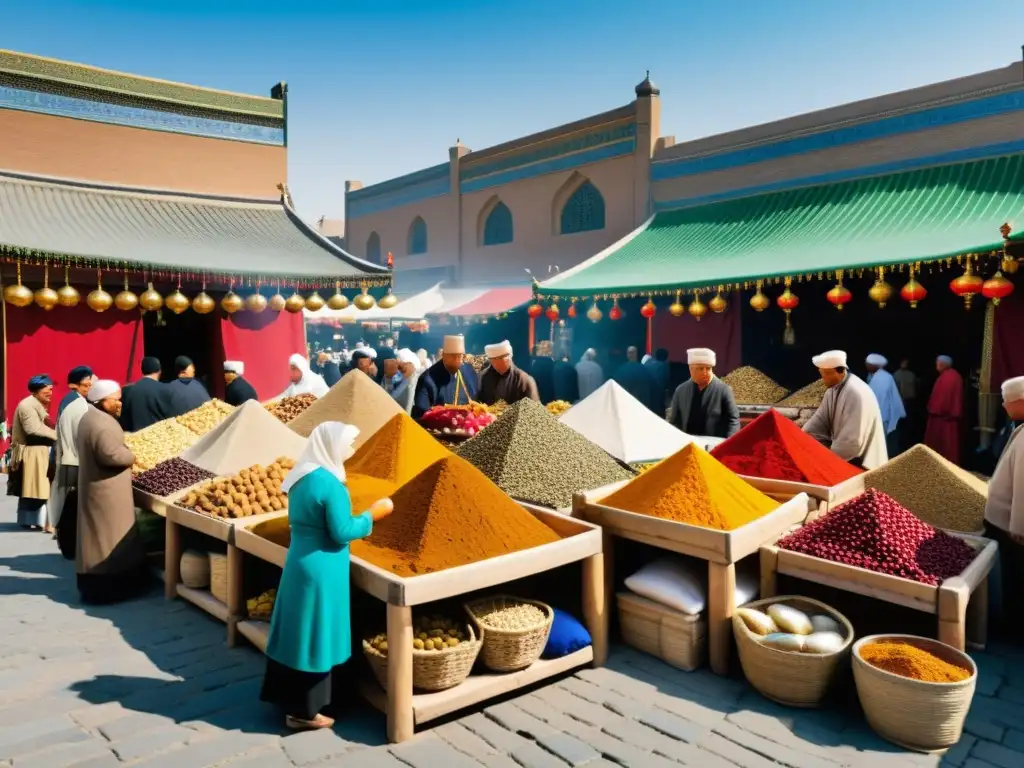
[802,350,888,469]
[76,380,151,605]
[985,376,1024,630]
[11,375,57,531]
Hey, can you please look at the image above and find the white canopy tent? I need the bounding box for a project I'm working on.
[304,283,446,324]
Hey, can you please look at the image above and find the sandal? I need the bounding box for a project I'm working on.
[285,714,334,731]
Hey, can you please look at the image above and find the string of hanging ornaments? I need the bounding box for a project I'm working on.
[529,224,1019,332]
[1,263,399,314]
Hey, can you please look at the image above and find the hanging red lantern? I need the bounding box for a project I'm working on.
[982,272,1015,306]
[776,278,799,312]
[640,298,656,318]
[949,259,983,309]
[608,298,623,321]
[826,271,852,310]
[669,290,685,317]
[567,301,577,319]
[901,274,927,308]
[527,302,544,319]
[586,301,602,323]
[545,302,560,322]
[749,281,769,312]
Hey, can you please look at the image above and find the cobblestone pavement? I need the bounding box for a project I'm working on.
[2,504,1022,768]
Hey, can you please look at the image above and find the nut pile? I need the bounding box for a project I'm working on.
[777,379,827,408]
[470,598,547,631]
[267,394,318,423]
[545,400,572,417]
[176,400,235,436]
[366,615,471,656]
[133,457,215,497]
[722,367,789,405]
[126,418,199,474]
[456,398,632,509]
[181,457,296,518]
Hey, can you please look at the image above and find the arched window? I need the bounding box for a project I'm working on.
[482,201,514,246]
[366,231,381,263]
[560,181,606,235]
[408,217,428,255]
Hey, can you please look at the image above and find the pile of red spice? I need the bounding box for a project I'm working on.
[710,409,862,486]
[777,489,977,585]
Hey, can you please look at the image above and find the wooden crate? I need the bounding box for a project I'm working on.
[759,534,996,652]
[573,481,814,676]
[737,476,836,511]
[233,505,606,744]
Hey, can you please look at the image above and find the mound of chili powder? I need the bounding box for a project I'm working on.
[710,409,862,486]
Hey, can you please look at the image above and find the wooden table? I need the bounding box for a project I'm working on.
[574,481,814,676]
[233,507,605,743]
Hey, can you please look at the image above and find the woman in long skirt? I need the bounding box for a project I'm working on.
[10,375,57,531]
[260,422,392,730]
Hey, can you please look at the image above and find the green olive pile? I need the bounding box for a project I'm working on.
[366,615,470,657]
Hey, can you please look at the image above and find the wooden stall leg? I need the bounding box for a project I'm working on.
[937,583,968,652]
[966,576,989,651]
[582,550,608,667]
[759,546,779,600]
[226,544,243,648]
[164,518,181,600]
[386,603,414,743]
[708,561,736,676]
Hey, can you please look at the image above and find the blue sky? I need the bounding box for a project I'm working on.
[6,0,1024,221]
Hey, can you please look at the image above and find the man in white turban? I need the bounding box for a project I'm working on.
[389,349,423,414]
[412,335,479,418]
[668,348,740,438]
[802,350,887,469]
[223,361,258,406]
[984,376,1024,630]
[477,340,539,406]
[865,353,905,456]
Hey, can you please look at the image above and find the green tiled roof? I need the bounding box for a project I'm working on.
[540,153,1024,297]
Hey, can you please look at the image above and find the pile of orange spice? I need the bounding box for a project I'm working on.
[602,444,779,530]
[860,641,972,683]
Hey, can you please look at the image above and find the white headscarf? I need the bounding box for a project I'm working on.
[87,379,121,403]
[282,422,361,493]
[280,353,329,399]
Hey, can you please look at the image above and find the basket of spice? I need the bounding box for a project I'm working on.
[853,634,977,753]
[363,614,481,692]
[733,596,853,708]
[465,595,554,672]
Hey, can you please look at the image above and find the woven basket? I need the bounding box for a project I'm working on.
[465,595,553,672]
[363,622,481,692]
[853,634,977,753]
[733,596,853,708]
[617,591,705,672]
[180,550,210,589]
[208,552,228,604]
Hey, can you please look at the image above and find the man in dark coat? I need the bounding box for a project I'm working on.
[530,347,556,404]
[552,356,580,404]
[316,351,342,388]
[668,347,741,438]
[413,335,479,418]
[165,356,211,417]
[119,357,173,432]
[223,361,258,406]
[477,340,539,406]
[644,348,671,411]
[613,346,660,414]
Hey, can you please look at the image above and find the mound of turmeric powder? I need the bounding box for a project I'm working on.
[346,412,450,485]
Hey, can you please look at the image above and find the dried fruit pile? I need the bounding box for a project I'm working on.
[777,379,827,408]
[487,400,510,416]
[176,400,235,435]
[267,393,317,423]
[722,367,789,405]
[127,419,199,474]
[133,457,216,497]
[419,403,495,437]
[545,400,572,417]
[181,457,296,519]
[777,489,977,585]
[367,615,471,655]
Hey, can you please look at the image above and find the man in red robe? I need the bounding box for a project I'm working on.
[924,355,964,465]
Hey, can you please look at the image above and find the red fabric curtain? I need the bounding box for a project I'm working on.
[992,292,1024,385]
[4,304,144,425]
[219,311,306,403]
[652,291,742,374]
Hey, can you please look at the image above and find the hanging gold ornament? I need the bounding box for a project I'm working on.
[268,283,287,312]
[192,290,215,314]
[285,289,306,313]
[688,292,707,321]
[749,280,770,312]
[56,265,80,308]
[4,262,33,308]
[245,290,268,313]
[669,290,685,317]
[378,287,398,309]
[115,271,139,311]
[221,288,243,314]
[709,286,728,313]
[327,282,349,310]
[586,300,602,323]
[34,265,58,311]
[165,283,189,315]
[1001,256,1019,275]
[87,270,113,312]
[868,268,893,308]
[140,282,163,312]
[353,283,376,311]
[305,290,326,312]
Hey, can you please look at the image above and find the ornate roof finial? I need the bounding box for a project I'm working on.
[635,71,660,97]
[277,182,293,208]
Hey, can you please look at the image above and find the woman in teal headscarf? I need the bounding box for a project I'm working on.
[261,421,393,730]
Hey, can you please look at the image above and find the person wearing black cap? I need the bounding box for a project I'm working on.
[58,366,94,420]
[120,357,173,432]
[166,355,211,417]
